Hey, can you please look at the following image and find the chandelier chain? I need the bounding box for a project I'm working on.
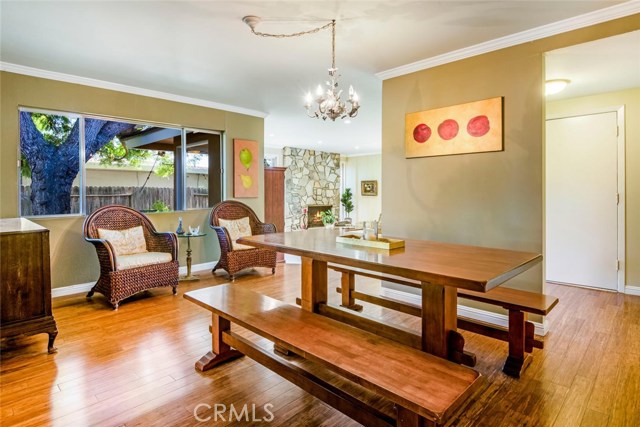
[248,20,334,39]
[243,16,358,121]
[331,20,336,69]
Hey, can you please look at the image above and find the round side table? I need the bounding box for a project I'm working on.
[177,233,206,281]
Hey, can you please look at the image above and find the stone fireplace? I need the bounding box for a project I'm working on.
[283,147,340,231]
[307,204,332,228]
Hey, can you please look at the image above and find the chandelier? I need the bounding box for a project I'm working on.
[243,17,360,121]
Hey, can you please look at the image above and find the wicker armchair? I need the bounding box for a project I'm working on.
[83,205,179,309]
[209,201,277,280]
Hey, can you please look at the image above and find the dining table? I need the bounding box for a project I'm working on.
[237,228,542,362]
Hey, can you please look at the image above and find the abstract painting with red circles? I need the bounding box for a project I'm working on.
[405,97,503,158]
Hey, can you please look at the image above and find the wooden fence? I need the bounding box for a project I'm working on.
[20,186,209,215]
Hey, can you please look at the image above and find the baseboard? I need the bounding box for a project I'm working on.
[179,261,217,275]
[380,287,549,336]
[52,261,219,298]
[284,254,302,264]
[625,286,640,296]
[52,282,95,298]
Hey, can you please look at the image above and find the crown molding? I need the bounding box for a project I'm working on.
[0,62,269,118]
[376,1,640,80]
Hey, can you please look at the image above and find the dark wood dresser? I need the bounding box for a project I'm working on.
[0,218,58,353]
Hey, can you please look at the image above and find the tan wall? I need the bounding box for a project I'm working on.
[381,15,639,310]
[0,72,264,288]
[547,88,640,286]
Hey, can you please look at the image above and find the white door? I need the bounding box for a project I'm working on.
[546,112,618,290]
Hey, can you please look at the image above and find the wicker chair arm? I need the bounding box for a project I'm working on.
[211,225,234,253]
[255,222,277,235]
[147,231,179,260]
[85,237,117,272]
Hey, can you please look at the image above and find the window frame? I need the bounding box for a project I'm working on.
[18,107,225,218]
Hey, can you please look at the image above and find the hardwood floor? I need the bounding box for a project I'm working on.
[1,265,639,427]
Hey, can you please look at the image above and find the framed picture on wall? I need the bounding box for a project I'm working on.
[361,180,378,196]
[233,139,259,198]
[405,96,504,158]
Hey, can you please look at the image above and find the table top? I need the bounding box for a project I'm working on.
[238,229,542,292]
[177,233,206,238]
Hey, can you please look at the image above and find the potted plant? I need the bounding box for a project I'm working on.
[340,188,354,224]
[320,209,336,229]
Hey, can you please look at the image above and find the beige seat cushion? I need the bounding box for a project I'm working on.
[116,252,172,270]
[218,217,254,251]
[97,226,148,256]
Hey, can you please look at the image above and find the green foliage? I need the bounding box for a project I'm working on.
[320,209,336,225]
[154,155,175,178]
[31,113,76,146]
[20,155,31,179]
[151,200,170,212]
[96,138,151,167]
[340,188,354,215]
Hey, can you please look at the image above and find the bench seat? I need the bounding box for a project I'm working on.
[185,284,483,427]
[328,264,559,377]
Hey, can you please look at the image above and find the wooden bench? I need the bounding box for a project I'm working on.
[329,264,559,377]
[185,284,483,427]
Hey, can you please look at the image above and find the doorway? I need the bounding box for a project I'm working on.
[545,109,624,291]
[543,32,637,292]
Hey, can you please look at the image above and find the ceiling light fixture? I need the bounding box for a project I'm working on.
[243,16,360,122]
[545,79,570,96]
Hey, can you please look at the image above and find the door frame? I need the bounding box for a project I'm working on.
[545,105,626,293]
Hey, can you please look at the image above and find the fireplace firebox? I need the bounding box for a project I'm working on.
[307,205,332,228]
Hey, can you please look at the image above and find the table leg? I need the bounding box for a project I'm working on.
[180,236,199,281]
[300,256,327,313]
[196,314,243,371]
[421,283,457,359]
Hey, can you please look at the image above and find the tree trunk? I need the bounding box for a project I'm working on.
[20,112,135,215]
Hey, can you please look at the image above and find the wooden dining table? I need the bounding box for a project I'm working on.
[237,228,542,362]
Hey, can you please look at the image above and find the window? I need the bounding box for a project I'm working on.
[84,119,179,214]
[183,130,222,210]
[19,111,81,216]
[19,109,223,216]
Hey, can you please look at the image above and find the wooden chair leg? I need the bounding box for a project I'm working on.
[196,314,243,371]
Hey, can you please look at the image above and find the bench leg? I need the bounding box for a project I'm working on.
[396,406,434,427]
[502,309,532,378]
[274,343,293,356]
[340,272,363,312]
[196,314,243,372]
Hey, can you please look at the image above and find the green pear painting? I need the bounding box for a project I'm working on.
[234,139,259,197]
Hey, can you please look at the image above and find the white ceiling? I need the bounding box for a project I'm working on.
[545,30,640,101]
[1,1,637,155]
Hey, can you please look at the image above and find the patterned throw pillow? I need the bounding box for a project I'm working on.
[217,217,254,251]
[97,226,148,256]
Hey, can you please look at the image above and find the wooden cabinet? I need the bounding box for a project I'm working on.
[0,218,57,353]
[264,167,286,262]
